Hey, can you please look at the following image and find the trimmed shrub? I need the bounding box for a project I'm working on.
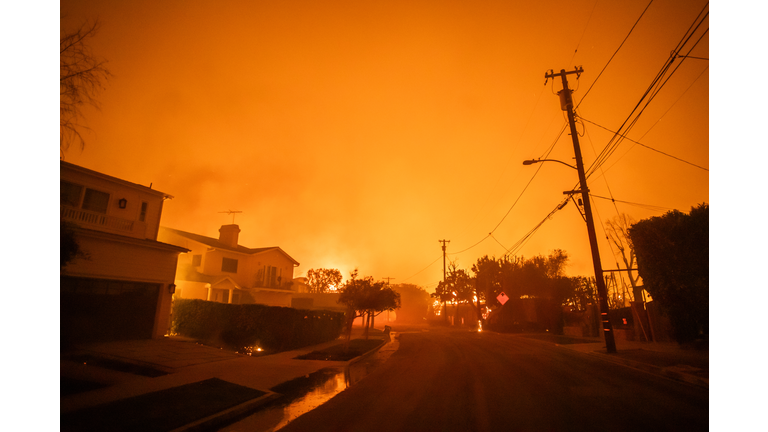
[171,299,345,352]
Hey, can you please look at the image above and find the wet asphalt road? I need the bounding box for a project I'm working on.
[277,328,708,432]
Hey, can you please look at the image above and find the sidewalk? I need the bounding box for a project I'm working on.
[515,333,709,389]
[60,328,392,432]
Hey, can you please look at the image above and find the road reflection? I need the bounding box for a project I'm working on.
[219,336,397,432]
[267,369,347,432]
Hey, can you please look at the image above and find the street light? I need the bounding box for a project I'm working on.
[522,158,578,170]
[523,154,617,353]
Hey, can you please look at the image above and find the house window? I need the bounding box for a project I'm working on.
[82,188,110,214]
[139,202,148,221]
[222,257,238,273]
[60,181,83,207]
[192,254,202,267]
[268,266,277,287]
[255,268,264,286]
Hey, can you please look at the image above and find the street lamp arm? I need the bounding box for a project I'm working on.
[522,158,577,170]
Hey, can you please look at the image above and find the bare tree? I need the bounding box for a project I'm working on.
[60,19,111,154]
[605,214,642,300]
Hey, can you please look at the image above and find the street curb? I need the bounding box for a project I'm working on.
[171,391,281,432]
[348,337,388,366]
[582,351,709,389]
[507,334,709,390]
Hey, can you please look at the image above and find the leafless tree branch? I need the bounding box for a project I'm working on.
[60,19,111,153]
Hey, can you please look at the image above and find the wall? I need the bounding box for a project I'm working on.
[61,162,166,240]
[175,281,210,301]
[66,234,181,284]
[246,251,295,288]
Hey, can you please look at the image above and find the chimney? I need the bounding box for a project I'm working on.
[218,224,241,248]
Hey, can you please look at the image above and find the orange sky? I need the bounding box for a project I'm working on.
[60,0,709,292]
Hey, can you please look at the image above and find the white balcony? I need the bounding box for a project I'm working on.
[61,206,148,238]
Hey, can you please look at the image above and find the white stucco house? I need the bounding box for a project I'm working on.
[60,161,188,344]
[158,225,301,307]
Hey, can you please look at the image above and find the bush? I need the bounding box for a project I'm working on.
[171,299,345,352]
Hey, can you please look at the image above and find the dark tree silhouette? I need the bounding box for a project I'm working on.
[60,221,88,270]
[60,19,111,153]
[338,270,400,349]
[628,203,709,344]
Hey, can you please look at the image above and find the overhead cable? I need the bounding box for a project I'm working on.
[578,117,709,171]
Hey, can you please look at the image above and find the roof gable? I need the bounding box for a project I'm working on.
[211,277,241,290]
[160,226,299,265]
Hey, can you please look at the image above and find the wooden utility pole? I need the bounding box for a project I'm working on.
[545,67,617,353]
[439,239,450,322]
[382,277,395,323]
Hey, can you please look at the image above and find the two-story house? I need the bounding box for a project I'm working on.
[158,225,300,307]
[60,161,189,345]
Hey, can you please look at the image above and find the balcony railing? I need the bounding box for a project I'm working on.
[61,206,135,233]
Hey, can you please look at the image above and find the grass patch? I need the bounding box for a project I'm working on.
[64,354,169,377]
[60,378,266,432]
[295,338,385,361]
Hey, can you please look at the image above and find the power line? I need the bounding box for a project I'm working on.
[635,65,708,143]
[488,123,567,236]
[447,235,489,256]
[443,124,568,259]
[399,255,443,283]
[584,6,709,179]
[454,83,550,241]
[590,194,673,213]
[578,117,708,171]
[576,0,655,108]
[501,197,570,259]
[595,65,709,176]
[568,0,600,66]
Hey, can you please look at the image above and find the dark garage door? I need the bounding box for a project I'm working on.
[61,276,160,346]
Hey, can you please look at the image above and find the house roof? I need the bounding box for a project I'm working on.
[74,226,190,254]
[160,226,300,266]
[61,160,173,199]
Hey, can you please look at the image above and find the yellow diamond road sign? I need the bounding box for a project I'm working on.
[497,292,509,305]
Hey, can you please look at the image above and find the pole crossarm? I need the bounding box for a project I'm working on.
[544,66,583,83]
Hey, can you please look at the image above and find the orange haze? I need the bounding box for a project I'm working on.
[60,0,709,292]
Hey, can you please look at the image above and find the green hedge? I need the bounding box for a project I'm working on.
[171,299,345,352]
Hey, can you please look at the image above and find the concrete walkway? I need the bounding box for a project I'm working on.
[61,328,390,431]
